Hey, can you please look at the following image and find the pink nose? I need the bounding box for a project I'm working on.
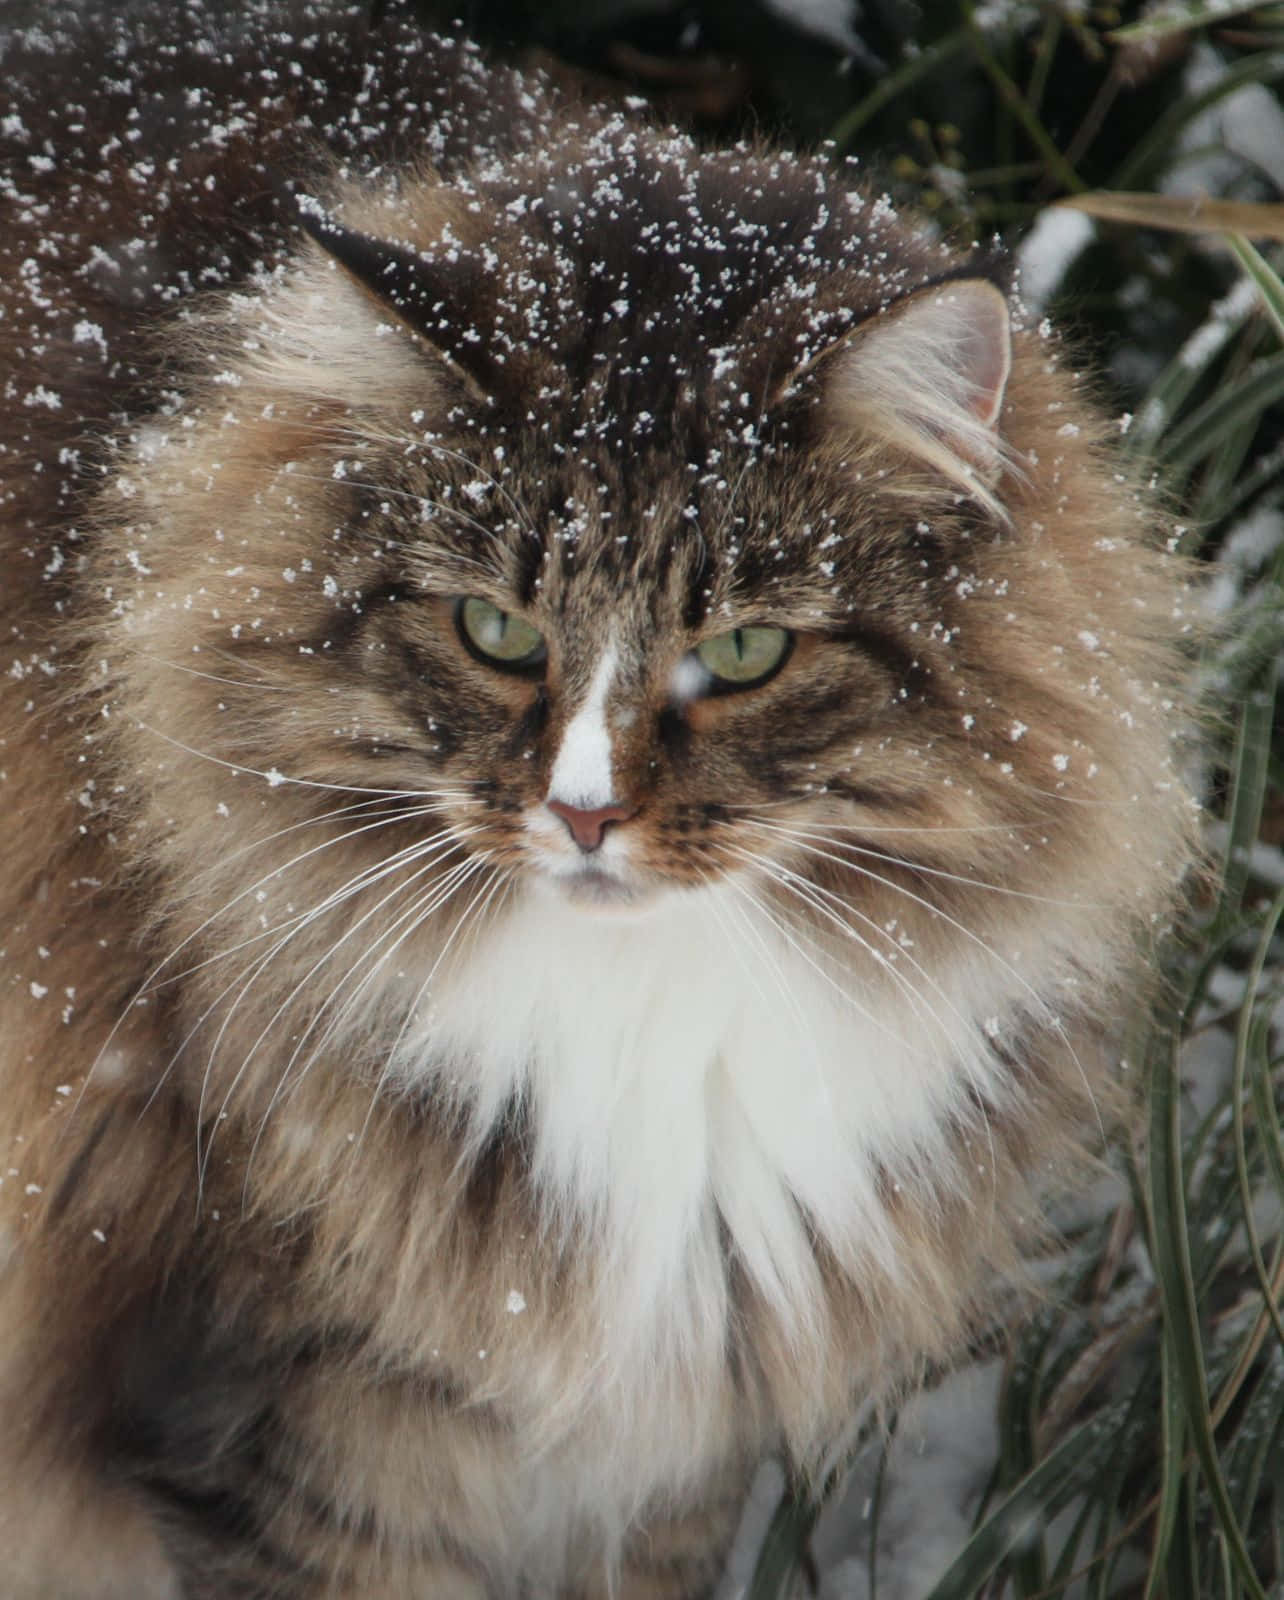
[546,799,636,853]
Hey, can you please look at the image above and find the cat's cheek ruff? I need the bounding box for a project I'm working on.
[381,878,1065,1381]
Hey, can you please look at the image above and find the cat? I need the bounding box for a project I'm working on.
[0,4,1198,1596]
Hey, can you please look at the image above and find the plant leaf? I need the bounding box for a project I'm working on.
[1056,193,1284,242]
[1109,0,1276,44]
[1226,235,1284,344]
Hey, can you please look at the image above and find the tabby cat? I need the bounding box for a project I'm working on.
[0,5,1196,1596]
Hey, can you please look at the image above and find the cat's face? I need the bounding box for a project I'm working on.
[335,417,947,916]
[172,154,1022,926]
[99,130,1187,1023]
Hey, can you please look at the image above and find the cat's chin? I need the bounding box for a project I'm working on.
[532,864,666,915]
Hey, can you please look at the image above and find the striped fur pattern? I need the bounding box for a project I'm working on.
[0,6,1197,1596]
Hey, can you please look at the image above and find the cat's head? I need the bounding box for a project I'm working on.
[98,119,1191,998]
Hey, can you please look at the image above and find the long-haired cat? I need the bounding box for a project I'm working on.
[0,5,1196,1596]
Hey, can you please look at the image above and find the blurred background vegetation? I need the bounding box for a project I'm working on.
[383,3,1284,1594]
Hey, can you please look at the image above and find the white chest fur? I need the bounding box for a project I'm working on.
[387,881,1027,1358]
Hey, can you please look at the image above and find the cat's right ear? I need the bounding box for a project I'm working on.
[295,198,502,402]
[801,279,1017,521]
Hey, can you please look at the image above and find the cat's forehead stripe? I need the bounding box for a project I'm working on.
[546,637,621,810]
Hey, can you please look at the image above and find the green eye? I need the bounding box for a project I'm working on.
[694,626,792,689]
[455,597,547,672]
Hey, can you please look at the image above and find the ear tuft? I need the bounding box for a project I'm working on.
[827,279,1015,517]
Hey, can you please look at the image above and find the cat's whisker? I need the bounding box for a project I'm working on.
[715,343,779,544]
[737,820,1057,1017]
[688,846,816,1043]
[158,823,478,1167]
[268,847,491,1091]
[240,851,500,1194]
[338,861,518,1175]
[741,815,1107,910]
[196,831,484,1193]
[191,823,481,1127]
[80,802,472,1113]
[289,421,533,513]
[137,654,302,692]
[715,855,910,1050]
[714,450,758,546]
[275,420,539,545]
[354,861,517,1163]
[204,789,484,876]
[714,866,907,1142]
[137,810,472,998]
[722,798,1059,836]
[137,720,443,797]
[724,848,1006,1182]
[721,842,950,1047]
[382,856,512,1078]
[414,436,542,545]
[732,825,1102,1137]
[728,843,977,1046]
[281,466,517,557]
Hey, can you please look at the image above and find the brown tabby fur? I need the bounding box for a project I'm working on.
[0,6,1197,1597]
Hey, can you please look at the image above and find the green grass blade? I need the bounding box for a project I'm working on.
[1146,1030,1270,1599]
[1193,414,1265,524]
[1226,236,1284,345]
[961,15,1085,194]
[1201,439,1284,527]
[1144,1345,1190,1599]
[1272,1440,1284,1582]
[918,1405,1130,1599]
[1157,352,1284,475]
[1230,891,1284,1354]
[1250,1041,1284,1199]
[1213,618,1281,932]
[743,1481,819,1600]
[1125,298,1258,457]
[1226,1378,1284,1549]
[997,1332,1050,1596]
[1109,0,1276,43]
[867,1417,897,1599]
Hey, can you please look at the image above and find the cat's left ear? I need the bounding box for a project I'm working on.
[804,279,1014,513]
[294,198,507,402]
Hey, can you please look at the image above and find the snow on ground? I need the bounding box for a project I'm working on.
[761,0,864,57]
[813,1362,1004,1600]
[1014,207,1096,316]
